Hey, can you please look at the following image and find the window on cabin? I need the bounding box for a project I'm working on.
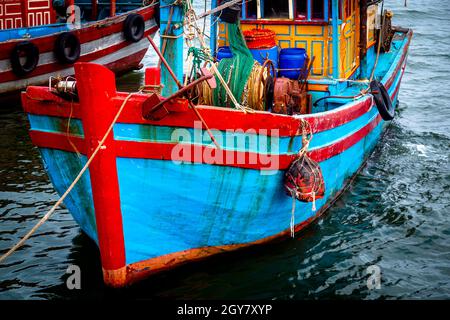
[263,0,289,19]
[345,0,351,18]
[246,0,257,19]
[296,0,326,21]
[311,0,324,20]
[296,0,307,20]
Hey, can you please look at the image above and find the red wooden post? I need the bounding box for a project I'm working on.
[74,62,126,287]
[110,0,116,17]
[145,67,161,87]
[91,0,98,20]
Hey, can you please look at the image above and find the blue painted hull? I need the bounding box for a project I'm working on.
[23,29,412,286]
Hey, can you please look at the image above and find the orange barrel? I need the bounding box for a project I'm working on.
[243,28,276,49]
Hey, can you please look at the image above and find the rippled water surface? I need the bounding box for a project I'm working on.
[1,0,449,299]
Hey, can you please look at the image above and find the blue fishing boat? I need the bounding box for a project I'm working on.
[19,0,412,287]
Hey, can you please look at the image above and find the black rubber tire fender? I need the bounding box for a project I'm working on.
[370,79,394,121]
[123,13,145,42]
[54,32,81,64]
[10,41,39,76]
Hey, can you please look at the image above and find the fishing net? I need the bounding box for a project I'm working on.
[284,154,325,203]
[212,22,255,107]
[284,121,325,204]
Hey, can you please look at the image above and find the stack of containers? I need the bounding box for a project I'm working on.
[243,28,278,74]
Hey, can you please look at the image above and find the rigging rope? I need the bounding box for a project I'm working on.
[0,93,134,264]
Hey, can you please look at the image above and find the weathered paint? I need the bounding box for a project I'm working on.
[160,0,184,96]
[22,27,412,287]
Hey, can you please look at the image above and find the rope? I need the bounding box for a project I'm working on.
[66,99,81,157]
[182,0,251,112]
[0,92,134,265]
[286,118,317,238]
[370,1,385,82]
[290,190,296,238]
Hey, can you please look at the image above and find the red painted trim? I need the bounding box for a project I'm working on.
[27,110,384,170]
[29,130,86,153]
[27,73,405,172]
[23,89,375,137]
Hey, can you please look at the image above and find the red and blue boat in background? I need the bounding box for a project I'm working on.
[20,0,412,287]
[0,0,159,100]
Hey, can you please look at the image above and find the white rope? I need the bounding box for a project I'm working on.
[0,93,134,264]
[290,191,296,238]
[183,0,253,113]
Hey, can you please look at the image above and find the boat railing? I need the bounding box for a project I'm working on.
[0,24,69,43]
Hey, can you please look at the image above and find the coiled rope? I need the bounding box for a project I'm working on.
[0,92,134,264]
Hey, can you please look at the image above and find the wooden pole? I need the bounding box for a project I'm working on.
[110,0,116,17]
[159,0,184,96]
[147,35,221,149]
[91,0,98,20]
[331,0,340,79]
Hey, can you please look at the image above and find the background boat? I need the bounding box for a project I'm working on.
[0,0,159,101]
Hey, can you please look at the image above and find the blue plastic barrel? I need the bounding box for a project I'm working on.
[278,48,308,80]
[216,46,233,61]
[249,46,279,74]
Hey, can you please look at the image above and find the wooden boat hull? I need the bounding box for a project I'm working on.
[0,6,158,99]
[21,30,412,287]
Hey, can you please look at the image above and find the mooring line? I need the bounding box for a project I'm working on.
[0,93,134,264]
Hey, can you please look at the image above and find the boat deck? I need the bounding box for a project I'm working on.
[311,31,409,112]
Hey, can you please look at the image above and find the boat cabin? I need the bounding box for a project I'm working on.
[205,0,388,113]
[214,0,380,80]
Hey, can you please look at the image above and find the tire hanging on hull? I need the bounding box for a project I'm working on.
[54,32,81,64]
[370,80,394,121]
[10,41,39,76]
[123,13,145,42]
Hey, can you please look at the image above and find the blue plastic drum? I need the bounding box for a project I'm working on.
[278,48,308,80]
[216,46,233,61]
[249,46,279,75]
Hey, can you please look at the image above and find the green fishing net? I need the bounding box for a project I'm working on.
[212,22,255,107]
